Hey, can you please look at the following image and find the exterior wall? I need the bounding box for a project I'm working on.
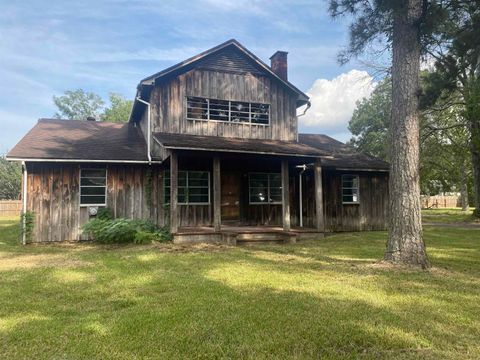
[322,170,389,232]
[149,69,298,146]
[25,162,164,243]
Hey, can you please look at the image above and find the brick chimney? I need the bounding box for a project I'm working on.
[269,51,288,81]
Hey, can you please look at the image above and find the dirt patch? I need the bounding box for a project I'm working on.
[0,252,90,271]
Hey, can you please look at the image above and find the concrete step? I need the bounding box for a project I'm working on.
[236,232,296,244]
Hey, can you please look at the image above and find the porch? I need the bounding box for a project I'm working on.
[164,150,325,244]
[174,225,324,245]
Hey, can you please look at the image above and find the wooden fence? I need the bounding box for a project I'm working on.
[0,200,22,217]
[421,195,460,209]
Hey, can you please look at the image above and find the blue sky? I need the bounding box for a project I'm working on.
[0,0,380,153]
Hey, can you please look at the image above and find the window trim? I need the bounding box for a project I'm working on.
[342,174,360,205]
[79,168,107,207]
[248,172,282,205]
[164,170,211,205]
[185,96,270,126]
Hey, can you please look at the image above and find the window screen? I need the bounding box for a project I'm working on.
[342,175,359,204]
[80,169,107,206]
[249,173,282,204]
[164,170,210,204]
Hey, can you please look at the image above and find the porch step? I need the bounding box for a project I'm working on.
[236,232,296,244]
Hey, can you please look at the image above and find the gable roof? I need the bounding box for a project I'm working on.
[6,119,149,162]
[298,134,389,171]
[153,132,327,158]
[130,39,309,121]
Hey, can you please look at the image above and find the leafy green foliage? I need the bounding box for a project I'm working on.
[97,207,113,220]
[0,156,21,200]
[53,89,104,120]
[103,93,133,123]
[82,217,171,244]
[20,211,35,243]
[348,78,391,160]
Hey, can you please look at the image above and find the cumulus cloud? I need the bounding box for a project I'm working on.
[299,70,377,134]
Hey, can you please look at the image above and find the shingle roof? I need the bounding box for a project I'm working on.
[153,132,328,157]
[298,134,389,170]
[7,119,148,162]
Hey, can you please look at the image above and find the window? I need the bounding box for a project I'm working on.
[80,168,107,206]
[249,173,282,204]
[186,96,269,125]
[342,175,359,204]
[164,170,210,205]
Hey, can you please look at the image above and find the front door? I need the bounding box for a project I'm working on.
[221,170,241,222]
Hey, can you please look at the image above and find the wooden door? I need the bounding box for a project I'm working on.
[221,171,241,221]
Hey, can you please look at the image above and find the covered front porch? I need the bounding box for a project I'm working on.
[165,150,325,244]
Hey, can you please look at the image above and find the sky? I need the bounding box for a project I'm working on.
[0,0,382,154]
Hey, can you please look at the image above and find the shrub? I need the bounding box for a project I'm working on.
[82,217,172,244]
[97,207,113,220]
[134,231,157,244]
[83,218,137,244]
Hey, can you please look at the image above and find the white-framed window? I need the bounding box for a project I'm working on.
[164,170,210,205]
[80,168,107,206]
[186,96,270,125]
[249,173,282,204]
[342,174,360,204]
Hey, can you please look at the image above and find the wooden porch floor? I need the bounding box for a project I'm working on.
[174,225,323,245]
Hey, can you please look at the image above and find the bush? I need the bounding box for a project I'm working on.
[82,217,172,244]
[97,207,113,220]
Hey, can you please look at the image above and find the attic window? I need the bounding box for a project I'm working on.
[186,96,269,125]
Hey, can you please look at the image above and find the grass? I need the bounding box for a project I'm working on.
[422,208,478,224]
[1,216,479,359]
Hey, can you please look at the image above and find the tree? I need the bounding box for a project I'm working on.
[329,0,437,267]
[103,93,133,123]
[422,1,480,216]
[0,156,21,200]
[349,77,472,207]
[53,89,104,120]
[349,78,391,160]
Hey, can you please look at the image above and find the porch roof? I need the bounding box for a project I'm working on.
[298,134,389,170]
[153,132,328,158]
[6,119,149,163]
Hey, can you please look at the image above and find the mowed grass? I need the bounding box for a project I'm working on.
[422,208,477,224]
[0,217,479,359]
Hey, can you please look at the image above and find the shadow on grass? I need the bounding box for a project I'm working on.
[1,237,479,359]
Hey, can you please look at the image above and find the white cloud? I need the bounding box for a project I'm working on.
[299,70,377,134]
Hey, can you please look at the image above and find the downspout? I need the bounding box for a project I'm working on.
[136,97,152,164]
[296,100,311,141]
[22,161,27,245]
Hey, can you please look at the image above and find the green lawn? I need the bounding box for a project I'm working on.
[422,208,477,224]
[1,217,479,359]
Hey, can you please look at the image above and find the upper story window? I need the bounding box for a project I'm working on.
[186,96,270,125]
[80,168,107,206]
[342,175,360,204]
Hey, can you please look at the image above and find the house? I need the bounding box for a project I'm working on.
[7,39,389,244]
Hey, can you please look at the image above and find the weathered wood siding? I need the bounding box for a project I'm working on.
[25,163,163,243]
[322,170,388,232]
[149,69,298,145]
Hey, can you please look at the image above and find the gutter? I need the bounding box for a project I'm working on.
[136,97,152,164]
[6,158,161,164]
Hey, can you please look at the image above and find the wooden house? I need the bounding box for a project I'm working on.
[7,40,389,244]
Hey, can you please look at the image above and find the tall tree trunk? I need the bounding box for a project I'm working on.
[460,160,469,211]
[384,0,429,268]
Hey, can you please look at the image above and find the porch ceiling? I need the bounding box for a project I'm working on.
[153,132,328,158]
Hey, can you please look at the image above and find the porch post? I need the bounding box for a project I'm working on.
[314,159,325,232]
[170,151,178,233]
[213,156,221,231]
[281,159,291,231]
